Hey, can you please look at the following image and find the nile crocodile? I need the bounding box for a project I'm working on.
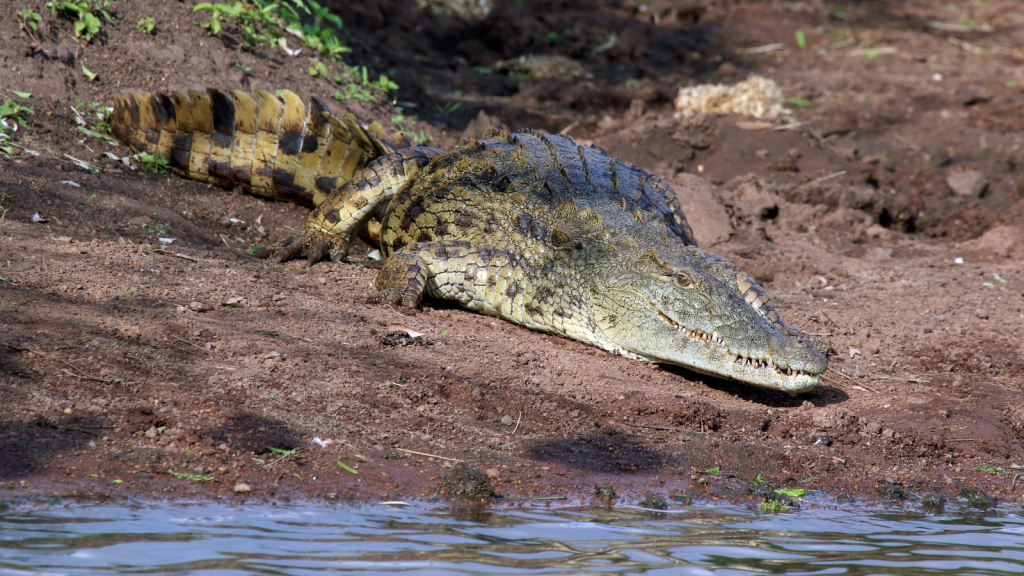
[111,88,828,393]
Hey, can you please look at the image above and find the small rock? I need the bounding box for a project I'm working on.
[946,170,988,198]
[865,224,891,240]
[836,493,857,504]
[381,331,431,347]
[188,301,213,312]
[500,415,514,426]
[877,480,905,501]
[32,212,48,223]
[957,487,996,509]
[471,388,483,401]
[812,434,832,447]
[439,463,496,500]
[223,296,247,307]
[921,493,946,513]
[639,494,668,510]
[233,483,252,494]
[144,426,158,439]
[128,215,152,226]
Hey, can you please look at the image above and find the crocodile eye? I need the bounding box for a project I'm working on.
[674,273,694,289]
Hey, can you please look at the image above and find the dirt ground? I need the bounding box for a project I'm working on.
[2,0,1024,509]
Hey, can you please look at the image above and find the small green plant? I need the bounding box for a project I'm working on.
[1,302,10,312]
[0,99,34,126]
[759,499,790,513]
[72,101,116,145]
[785,97,809,107]
[436,101,462,121]
[333,83,374,103]
[134,152,170,175]
[145,222,170,235]
[136,16,155,34]
[193,0,351,61]
[81,64,98,82]
[702,466,721,474]
[124,288,137,295]
[337,459,358,474]
[0,97,35,154]
[794,29,806,49]
[48,0,114,43]
[470,66,492,75]
[308,57,329,77]
[389,114,433,145]
[233,61,254,73]
[410,130,433,145]
[975,465,1005,474]
[19,8,42,34]
[331,65,398,104]
[248,243,264,255]
[266,446,297,456]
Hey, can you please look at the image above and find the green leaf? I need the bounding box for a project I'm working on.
[77,125,115,142]
[113,479,123,484]
[774,488,805,498]
[168,469,214,481]
[193,3,214,12]
[266,446,297,456]
[337,459,358,474]
[12,91,31,99]
[795,29,807,49]
[81,64,97,82]
[785,97,809,107]
[754,472,765,485]
[975,465,1004,474]
[703,466,721,474]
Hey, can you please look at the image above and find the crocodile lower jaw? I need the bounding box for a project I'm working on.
[655,311,820,393]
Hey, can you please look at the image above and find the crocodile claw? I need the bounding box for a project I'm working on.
[256,229,349,266]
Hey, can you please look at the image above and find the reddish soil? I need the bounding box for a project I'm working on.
[2,0,1024,508]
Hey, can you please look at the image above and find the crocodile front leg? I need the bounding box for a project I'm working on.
[369,240,475,308]
[260,147,440,265]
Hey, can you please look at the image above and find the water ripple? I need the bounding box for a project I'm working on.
[1,503,1023,575]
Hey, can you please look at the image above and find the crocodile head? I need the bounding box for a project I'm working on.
[591,233,827,394]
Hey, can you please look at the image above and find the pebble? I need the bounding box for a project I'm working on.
[500,415,514,426]
[957,487,996,509]
[946,170,987,198]
[189,301,213,312]
[233,483,252,494]
[877,480,905,501]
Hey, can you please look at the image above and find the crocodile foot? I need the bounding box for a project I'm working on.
[256,228,350,266]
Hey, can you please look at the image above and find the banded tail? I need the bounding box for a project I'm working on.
[111,88,410,207]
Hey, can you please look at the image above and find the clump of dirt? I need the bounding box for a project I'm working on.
[2,0,1024,508]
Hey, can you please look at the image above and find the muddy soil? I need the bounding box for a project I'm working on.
[1,0,1023,508]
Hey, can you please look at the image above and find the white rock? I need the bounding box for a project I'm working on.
[946,170,987,197]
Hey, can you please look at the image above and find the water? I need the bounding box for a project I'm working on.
[3,500,1024,575]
